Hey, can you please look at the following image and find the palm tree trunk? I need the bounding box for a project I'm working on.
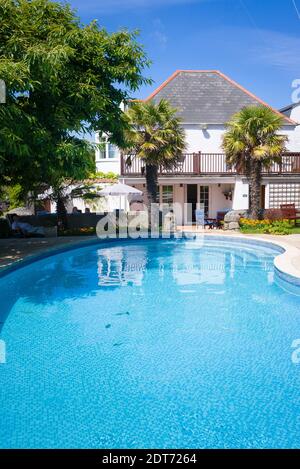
[249,160,262,219]
[56,195,68,231]
[145,164,158,227]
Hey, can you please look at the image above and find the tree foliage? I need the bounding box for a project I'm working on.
[123,99,186,208]
[0,0,150,195]
[222,106,287,219]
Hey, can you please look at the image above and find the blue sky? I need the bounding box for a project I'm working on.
[70,0,300,109]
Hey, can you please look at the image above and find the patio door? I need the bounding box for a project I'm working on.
[187,184,198,223]
[260,185,266,210]
[199,186,209,216]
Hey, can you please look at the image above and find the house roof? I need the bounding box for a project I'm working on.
[279,102,300,119]
[143,70,295,125]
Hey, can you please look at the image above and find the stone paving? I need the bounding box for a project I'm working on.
[0,236,98,270]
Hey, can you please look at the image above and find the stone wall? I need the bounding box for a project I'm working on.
[223,210,247,231]
[7,213,107,229]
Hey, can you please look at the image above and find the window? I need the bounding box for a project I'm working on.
[108,143,118,159]
[99,145,106,159]
[162,186,173,205]
[156,185,160,203]
[200,186,209,216]
[98,137,118,160]
[269,183,300,209]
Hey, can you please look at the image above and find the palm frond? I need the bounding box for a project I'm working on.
[123,99,186,167]
[222,105,286,167]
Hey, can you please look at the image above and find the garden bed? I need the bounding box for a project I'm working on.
[239,218,300,235]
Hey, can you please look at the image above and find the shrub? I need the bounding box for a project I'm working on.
[264,220,292,235]
[89,171,118,181]
[239,218,293,235]
[59,227,96,237]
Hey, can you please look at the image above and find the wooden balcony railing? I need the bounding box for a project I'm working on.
[121,152,300,176]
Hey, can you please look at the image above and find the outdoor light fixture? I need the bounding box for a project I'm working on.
[223,189,233,201]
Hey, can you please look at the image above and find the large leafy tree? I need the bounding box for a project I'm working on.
[0,0,150,216]
[222,106,287,219]
[123,99,186,212]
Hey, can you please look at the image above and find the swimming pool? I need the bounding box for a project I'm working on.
[1,236,300,449]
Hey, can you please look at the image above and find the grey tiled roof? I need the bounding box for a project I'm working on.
[148,71,293,125]
[279,103,299,118]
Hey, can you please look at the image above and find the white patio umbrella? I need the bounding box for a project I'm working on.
[98,183,143,211]
[98,183,143,196]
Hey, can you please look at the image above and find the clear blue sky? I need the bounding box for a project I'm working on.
[70,0,300,109]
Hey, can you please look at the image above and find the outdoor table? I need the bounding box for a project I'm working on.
[205,218,217,229]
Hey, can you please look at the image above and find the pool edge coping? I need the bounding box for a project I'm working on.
[190,232,300,287]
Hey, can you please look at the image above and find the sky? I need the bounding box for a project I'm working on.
[70,0,300,109]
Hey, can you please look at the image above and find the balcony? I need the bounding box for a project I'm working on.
[121,152,300,177]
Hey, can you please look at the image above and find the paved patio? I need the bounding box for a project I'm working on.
[0,236,98,270]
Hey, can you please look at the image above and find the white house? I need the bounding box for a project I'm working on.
[96,70,300,224]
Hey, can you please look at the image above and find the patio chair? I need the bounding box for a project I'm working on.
[6,214,24,237]
[216,211,228,228]
[204,218,217,230]
[6,214,46,238]
[280,204,297,225]
[195,209,205,229]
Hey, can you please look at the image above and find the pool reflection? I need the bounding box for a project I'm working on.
[96,240,276,289]
[0,239,278,331]
[97,246,147,287]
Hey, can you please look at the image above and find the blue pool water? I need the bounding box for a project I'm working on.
[1,236,300,449]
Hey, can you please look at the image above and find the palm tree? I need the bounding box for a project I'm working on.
[222,106,287,219]
[123,99,186,213]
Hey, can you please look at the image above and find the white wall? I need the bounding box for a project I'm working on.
[173,184,185,224]
[95,131,121,174]
[282,126,300,152]
[289,104,300,124]
[184,122,300,155]
[209,184,234,217]
[282,104,300,151]
[232,178,249,210]
[183,124,225,153]
[96,158,121,174]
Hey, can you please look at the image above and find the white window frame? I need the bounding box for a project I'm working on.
[97,135,119,161]
[161,185,174,205]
